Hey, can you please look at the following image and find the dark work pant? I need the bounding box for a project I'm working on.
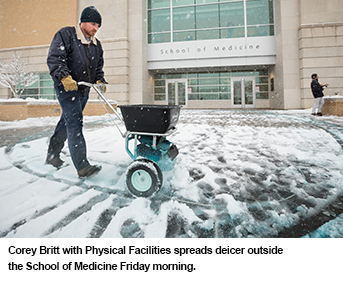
[47,86,90,171]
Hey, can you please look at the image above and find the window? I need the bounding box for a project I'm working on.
[196,4,219,29]
[149,0,170,9]
[153,70,269,101]
[246,0,274,37]
[148,0,274,43]
[148,8,171,43]
[173,6,195,41]
[153,74,166,101]
[172,0,194,6]
[21,73,55,100]
[195,3,220,40]
[196,0,218,3]
[220,1,245,39]
[255,69,269,99]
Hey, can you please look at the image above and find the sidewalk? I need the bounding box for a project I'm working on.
[1,109,343,238]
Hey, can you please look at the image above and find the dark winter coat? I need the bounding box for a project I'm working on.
[47,26,106,93]
[311,79,324,98]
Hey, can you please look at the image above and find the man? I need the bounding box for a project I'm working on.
[311,73,328,116]
[46,6,106,178]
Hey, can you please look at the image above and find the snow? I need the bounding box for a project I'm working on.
[1,108,343,238]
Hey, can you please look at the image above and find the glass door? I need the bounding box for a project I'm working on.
[166,79,187,107]
[231,77,255,108]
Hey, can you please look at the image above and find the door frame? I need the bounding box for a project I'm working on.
[231,77,256,108]
[166,79,188,107]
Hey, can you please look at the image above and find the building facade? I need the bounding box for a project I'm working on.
[0,0,342,110]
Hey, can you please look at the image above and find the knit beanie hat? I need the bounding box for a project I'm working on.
[80,6,102,27]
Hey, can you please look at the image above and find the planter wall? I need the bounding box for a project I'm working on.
[322,97,343,117]
[0,100,117,121]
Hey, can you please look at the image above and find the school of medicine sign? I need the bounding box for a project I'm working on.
[147,36,276,70]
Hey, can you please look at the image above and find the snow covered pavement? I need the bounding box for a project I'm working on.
[1,109,343,238]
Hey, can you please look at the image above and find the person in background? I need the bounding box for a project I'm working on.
[45,6,107,178]
[311,73,328,116]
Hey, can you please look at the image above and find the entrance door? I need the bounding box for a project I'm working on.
[231,77,255,108]
[166,79,187,107]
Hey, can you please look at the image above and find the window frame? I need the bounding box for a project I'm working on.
[153,70,270,102]
[148,0,275,43]
[20,73,56,100]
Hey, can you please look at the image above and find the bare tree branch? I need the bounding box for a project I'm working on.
[0,53,39,98]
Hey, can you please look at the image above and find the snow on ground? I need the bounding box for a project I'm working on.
[0,109,343,238]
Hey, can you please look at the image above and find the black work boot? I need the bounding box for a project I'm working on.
[78,164,102,178]
[45,155,64,169]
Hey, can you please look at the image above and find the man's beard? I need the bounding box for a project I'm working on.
[81,27,96,38]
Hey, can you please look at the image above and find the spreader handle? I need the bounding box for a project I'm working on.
[78,81,125,137]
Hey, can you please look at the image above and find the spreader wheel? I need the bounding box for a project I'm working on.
[125,159,163,197]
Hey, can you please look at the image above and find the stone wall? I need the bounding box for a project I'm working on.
[299,23,343,109]
[299,0,343,109]
[0,100,117,121]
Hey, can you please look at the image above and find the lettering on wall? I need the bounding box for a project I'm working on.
[160,44,261,55]
[148,37,275,65]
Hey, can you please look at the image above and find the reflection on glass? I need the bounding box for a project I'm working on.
[173,0,195,6]
[148,9,171,33]
[168,81,186,105]
[233,79,254,106]
[155,73,268,103]
[148,0,170,9]
[233,80,242,105]
[174,31,195,41]
[148,33,171,44]
[246,0,274,25]
[219,2,244,27]
[198,77,220,85]
[178,82,186,105]
[148,0,274,43]
[40,80,54,87]
[196,4,219,29]
[166,73,187,79]
[196,29,220,40]
[245,80,253,105]
[247,25,274,37]
[196,0,218,3]
[220,27,245,39]
[173,6,195,30]
[168,83,176,105]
